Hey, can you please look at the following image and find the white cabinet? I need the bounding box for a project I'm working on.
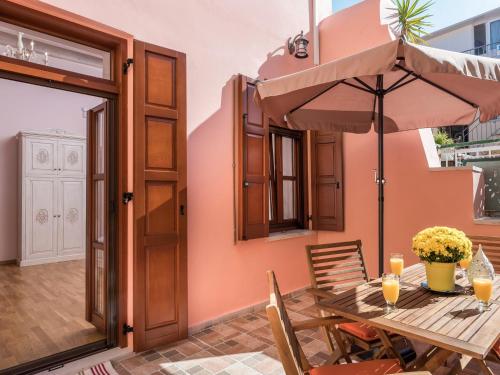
[18,130,86,266]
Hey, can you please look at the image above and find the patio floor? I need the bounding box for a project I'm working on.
[112,292,499,375]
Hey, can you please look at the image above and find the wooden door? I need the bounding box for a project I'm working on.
[25,137,57,176]
[133,41,187,351]
[58,179,86,256]
[26,178,58,260]
[58,139,86,177]
[86,102,109,334]
[235,75,269,240]
[310,131,344,231]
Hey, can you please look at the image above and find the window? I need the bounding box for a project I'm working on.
[269,126,305,232]
[235,74,344,241]
[0,20,112,79]
[490,20,500,52]
[473,23,486,55]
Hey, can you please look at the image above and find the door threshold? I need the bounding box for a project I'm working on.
[34,347,132,375]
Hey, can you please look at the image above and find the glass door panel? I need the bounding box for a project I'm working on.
[86,101,108,334]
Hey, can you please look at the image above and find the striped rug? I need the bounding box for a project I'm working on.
[77,361,119,375]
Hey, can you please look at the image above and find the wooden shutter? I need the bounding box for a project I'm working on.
[133,40,187,351]
[310,131,344,231]
[235,75,269,240]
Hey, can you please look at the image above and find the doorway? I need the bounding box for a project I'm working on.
[0,77,117,374]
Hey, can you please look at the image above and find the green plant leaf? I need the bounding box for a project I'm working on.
[389,0,434,44]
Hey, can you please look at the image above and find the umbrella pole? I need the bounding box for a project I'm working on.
[376,75,384,277]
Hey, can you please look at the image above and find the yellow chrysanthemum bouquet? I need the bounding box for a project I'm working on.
[412,226,472,263]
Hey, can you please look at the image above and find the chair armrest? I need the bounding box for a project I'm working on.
[292,316,351,331]
[306,287,336,300]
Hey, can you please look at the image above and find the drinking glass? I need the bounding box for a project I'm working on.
[382,273,400,313]
[458,255,472,279]
[472,274,493,313]
[390,253,404,279]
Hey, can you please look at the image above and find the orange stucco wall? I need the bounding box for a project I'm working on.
[33,0,499,335]
[316,0,499,277]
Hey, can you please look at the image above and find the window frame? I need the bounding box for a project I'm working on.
[0,0,130,363]
[268,125,306,233]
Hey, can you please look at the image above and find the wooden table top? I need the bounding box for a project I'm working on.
[318,263,500,360]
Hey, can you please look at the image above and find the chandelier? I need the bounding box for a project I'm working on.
[4,32,48,65]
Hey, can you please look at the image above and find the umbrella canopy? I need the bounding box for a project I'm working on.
[255,39,500,134]
[255,39,500,276]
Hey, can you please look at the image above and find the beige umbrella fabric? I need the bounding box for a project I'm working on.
[254,38,500,275]
[255,39,500,133]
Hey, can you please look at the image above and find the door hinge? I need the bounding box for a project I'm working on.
[123,58,134,74]
[122,324,134,335]
[122,192,134,204]
[307,215,312,221]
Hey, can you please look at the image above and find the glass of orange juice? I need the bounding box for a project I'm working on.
[458,255,472,279]
[473,275,493,313]
[382,273,400,313]
[390,253,404,279]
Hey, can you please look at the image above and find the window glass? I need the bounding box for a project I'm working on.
[283,180,296,220]
[491,20,500,51]
[473,24,486,55]
[282,136,294,177]
[268,127,302,230]
[0,20,111,79]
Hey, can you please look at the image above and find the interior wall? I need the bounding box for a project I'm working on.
[0,78,103,261]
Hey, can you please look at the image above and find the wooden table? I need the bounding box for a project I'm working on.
[317,263,499,374]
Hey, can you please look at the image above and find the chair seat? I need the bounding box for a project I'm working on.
[309,359,403,375]
[339,322,379,342]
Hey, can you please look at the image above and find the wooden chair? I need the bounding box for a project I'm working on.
[265,270,429,375]
[468,235,500,273]
[468,235,500,363]
[305,241,400,357]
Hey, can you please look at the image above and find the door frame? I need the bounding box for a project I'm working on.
[0,1,130,374]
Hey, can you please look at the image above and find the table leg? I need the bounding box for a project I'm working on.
[448,355,473,375]
[418,347,453,373]
[474,358,495,375]
[374,328,405,366]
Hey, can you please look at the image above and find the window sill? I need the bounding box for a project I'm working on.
[473,217,500,226]
[267,229,315,242]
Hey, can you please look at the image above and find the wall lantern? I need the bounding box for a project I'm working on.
[288,31,309,59]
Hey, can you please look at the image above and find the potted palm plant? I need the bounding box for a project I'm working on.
[412,227,472,292]
[389,0,434,44]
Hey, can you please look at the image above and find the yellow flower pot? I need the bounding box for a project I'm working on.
[424,261,456,292]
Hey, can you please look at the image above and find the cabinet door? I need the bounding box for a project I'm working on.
[26,178,57,259]
[25,138,58,176]
[58,179,86,256]
[58,140,86,178]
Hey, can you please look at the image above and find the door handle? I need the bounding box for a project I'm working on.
[180,205,185,216]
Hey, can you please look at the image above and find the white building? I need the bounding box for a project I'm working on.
[426,7,500,58]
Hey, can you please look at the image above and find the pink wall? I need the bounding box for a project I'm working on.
[317,0,499,277]
[0,78,102,261]
[43,0,319,328]
[36,0,500,332]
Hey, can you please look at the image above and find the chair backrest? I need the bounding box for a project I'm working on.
[468,235,500,273]
[306,240,369,297]
[266,271,306,375]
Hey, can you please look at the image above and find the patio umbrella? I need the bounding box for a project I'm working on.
[255,38,500,276]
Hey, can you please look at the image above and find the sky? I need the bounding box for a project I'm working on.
[332,0,500,32]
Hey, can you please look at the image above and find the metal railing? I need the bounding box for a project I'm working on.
[438,138,500,167]
[462,42,500,58]
[460,117,500,143]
